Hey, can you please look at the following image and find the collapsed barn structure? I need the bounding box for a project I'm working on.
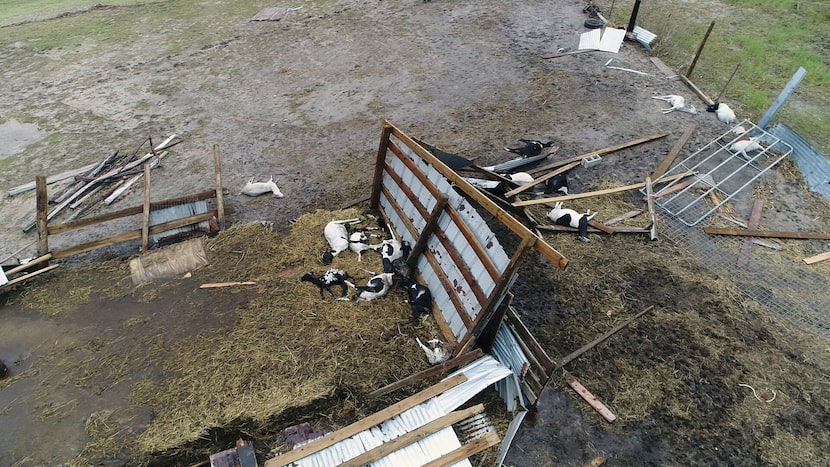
[260,121,569,466]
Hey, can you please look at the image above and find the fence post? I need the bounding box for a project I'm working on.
[686,20,715,78]
[213,144,225,230]
[141,164,151,252]
[36,175,49,256]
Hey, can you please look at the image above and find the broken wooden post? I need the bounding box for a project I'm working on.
[36,176,49,256]
[652,125,696,179]
[686,20,715,77]
[737,200,763,269]
[141,164,151,253]
[213,144,225,230]
[563,369,617,423]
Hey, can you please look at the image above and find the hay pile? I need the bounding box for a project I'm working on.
[127,209,444,460]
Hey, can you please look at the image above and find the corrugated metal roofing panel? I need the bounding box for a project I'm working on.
[768,122,830,200]
[149,200,208,243]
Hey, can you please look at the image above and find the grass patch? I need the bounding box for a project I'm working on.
[606,0,830,154]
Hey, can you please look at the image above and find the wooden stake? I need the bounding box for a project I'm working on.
[35,176,49,256]
[686,20,715,78]
[556,305,654,369]
[141,164,151,253]
[680,75,715,106]
[213,144,226,230]
[563,369,617,423]
[715,63,741,102]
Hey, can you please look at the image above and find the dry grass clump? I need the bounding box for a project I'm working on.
[128,209,439,459]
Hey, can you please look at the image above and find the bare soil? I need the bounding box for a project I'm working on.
[1,1,829,466]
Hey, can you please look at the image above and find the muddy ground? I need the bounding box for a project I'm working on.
[1,0,829,466]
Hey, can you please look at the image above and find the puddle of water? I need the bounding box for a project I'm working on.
[0,119,47,158]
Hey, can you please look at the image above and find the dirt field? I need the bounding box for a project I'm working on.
[1,1,829,466]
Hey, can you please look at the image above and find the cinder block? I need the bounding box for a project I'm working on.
[581,154,602,168]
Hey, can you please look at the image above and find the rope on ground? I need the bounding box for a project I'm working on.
[738,383,777,403]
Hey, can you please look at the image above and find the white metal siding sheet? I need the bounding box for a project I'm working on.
[417,252,468,339]
[492,324,531,412]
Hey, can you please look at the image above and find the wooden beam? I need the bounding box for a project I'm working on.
[264,374,468,467]
[421,432,501,467]
[537,224,649,234]
[213,144,226,230]
[588,220,615,235]
[0,239,38,265]
[737,200,764,269]
[370,123,393,210]
[0,264,59,289]
[336,404,485,467]
[406,196,449,271]
[556,305,654,370]
[563,369,616,423]
[649,178,695,200]
[141,164,151,253]
[703,227,830,241]
[51,211,219,259]
[369,349,483,398]
[652,125,697,179]
[47,190,219,235]
[503,161,581,198]
[528,134,669,176]
[36,176,49,256]
[199,282,257,289]
[803,251,830,265]
[513,172,694,207]
[645,173,657,241]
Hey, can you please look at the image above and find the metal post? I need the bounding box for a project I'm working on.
[758,67,807,129]
[626,0,641,33]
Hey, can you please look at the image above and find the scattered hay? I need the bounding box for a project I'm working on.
[124,209,443,460]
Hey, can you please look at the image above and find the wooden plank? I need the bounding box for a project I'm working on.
[141,164,151,253]
[199,282,257,289]
[737,200,764,268]
[537,224,649,234]
[563,369,617,423]
[370,122,393,210]
[680,74,715,106]
[529,133,668,176]
[803,251,830,265]
[7,162,98,196]
[3,253,53,276]
[649,56,677,78]
[36,176,49,256]
[264,374,468,467]
[652,125,697,179]
[503,161,581,198]
[47,190,219,235]
[556,306,654,370]
[513,172,694,207]
[406,196,449,271]
[645,173,657,241]
[369,349,483,398]
[421,432,501,467]
[752,239,781,250]
[506,306,556,375]
[604,210,643,226]
[51,211,219,259]
[213,144,226,230]
[703,227,830,240]
[337,404,485,467]
[0,264,59,289]
[650,178,695,200]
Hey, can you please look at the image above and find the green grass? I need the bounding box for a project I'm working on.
[608,0,830,154]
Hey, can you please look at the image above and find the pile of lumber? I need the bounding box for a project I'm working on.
[12,135,181,232]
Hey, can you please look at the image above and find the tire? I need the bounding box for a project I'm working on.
[584,18,604,29]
